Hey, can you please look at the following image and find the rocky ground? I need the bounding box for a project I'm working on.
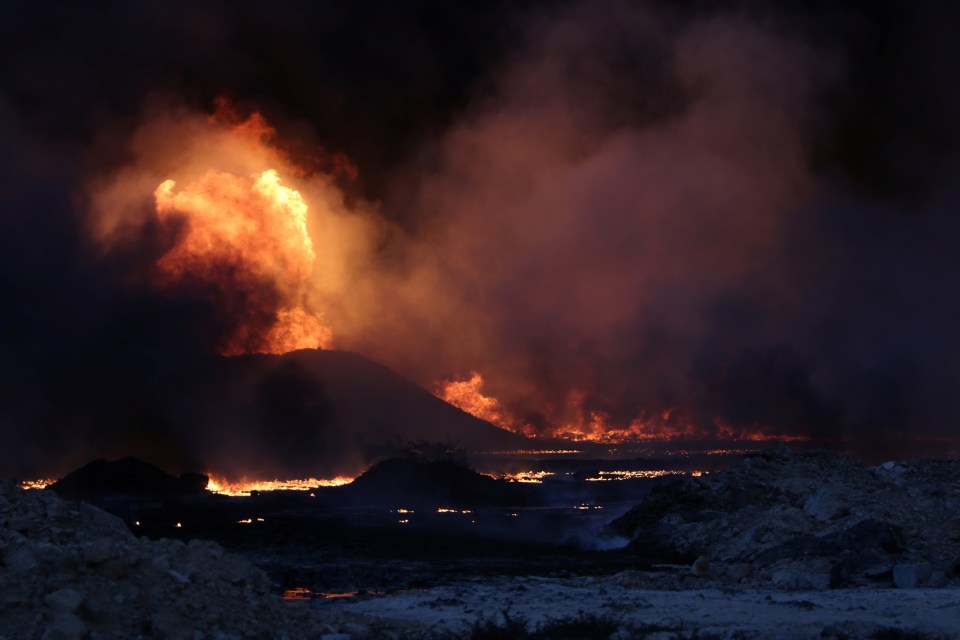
[315,449,960,639]
[4,449,960,639]
[610,449,960,591]
[0,479,334,639]
[315,575,960,639]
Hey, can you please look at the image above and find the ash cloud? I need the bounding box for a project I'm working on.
[1,0,959,476]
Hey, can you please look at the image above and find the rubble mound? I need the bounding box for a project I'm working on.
[342,458,531,508]
[49,457,208,501]
[0,480,324,639]
[610,449,960,589]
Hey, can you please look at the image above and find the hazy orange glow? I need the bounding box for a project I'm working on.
[206,474,353,496]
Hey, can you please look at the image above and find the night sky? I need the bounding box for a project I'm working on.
[1,0,959,477]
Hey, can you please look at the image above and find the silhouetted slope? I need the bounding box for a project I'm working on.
[162,349,527,478]
[49,457,208,500]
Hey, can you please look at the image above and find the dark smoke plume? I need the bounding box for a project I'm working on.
[1,0,958,476]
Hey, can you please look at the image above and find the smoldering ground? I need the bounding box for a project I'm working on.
[1,0,959,477]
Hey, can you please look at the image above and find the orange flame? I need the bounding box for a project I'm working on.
[436,372,812,444]
[105,100,345,356]
[436,373,530,433]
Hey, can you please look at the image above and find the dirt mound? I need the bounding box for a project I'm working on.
[342,458,532,508]
[0,480,331,639]
[611,448,960,589]
[49,457,208,501]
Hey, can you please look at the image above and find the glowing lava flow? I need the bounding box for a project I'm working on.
[205,475,353,496]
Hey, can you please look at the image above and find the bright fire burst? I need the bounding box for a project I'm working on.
[154,166,331,355]
[205,475,352,496]
[88,98,357,357]
[82,97,350,358]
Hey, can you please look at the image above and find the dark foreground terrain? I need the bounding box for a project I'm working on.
[4,450,960,639]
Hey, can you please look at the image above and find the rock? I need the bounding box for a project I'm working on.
[81,538,117,564]
[40,613,86,640]
[928,569,949,587]
[725,563,752,581]
[893,562,933,588]
[168,569,190,584]
[771,569,831,591]
[803,488,848,522]
[152,611,195,639]
[8,517,32,532]
[613,449,960,590]
[44,588,83,613]
[690,555,709,577]
[4,544,39,571]
[0,484,323,639]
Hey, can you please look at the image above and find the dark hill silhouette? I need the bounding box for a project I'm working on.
[49,457,208,501]
[161,349,527,478]
[21,349,527,481]
[337,457,534,508]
